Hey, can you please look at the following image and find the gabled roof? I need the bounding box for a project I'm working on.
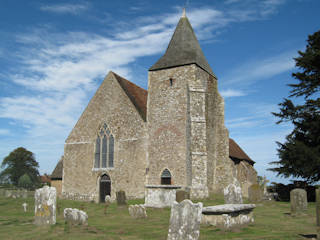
[229,138,255,165]
[51,157,63,180]
[112,72,148,121]
[149,15,215,77]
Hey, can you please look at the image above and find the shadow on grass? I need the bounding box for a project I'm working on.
[299,234,317,239]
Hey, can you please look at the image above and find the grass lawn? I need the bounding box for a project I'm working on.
[0,194,316,240]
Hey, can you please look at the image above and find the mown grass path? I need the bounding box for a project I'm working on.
[0,195,316,239]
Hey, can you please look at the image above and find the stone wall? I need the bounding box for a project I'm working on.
[236,161,258,198]
[63,72,147,202]
[51,180,62,197]
[147,66,191,187]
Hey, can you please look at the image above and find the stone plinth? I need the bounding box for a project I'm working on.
[201,204,255,230]
[144,185,181,208]
[167,200,203,240]
[34,186,56,225]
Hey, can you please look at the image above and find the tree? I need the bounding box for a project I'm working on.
[269,30,320,183]
[0,147,40,187]
[18,173,33,189]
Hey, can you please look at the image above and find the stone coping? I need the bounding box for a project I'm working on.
[202,204,256,214]
[145,185,182,189]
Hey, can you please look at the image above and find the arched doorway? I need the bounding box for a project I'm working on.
[100,174,111,203]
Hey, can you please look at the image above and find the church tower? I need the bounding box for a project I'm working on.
[145,10,233,205]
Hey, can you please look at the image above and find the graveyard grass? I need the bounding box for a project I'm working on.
[0,194,316,240]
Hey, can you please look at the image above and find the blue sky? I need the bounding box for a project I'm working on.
[0,0,319,184]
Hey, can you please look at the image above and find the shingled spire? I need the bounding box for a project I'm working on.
[149,10,214,76]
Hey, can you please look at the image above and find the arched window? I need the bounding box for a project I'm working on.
[161,169,172,185]
[94,123,114,168]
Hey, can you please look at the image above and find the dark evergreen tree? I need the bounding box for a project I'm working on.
[269,30,320,183]
[0,147,40,186]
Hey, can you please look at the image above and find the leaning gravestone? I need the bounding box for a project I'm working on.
[167,199,203,240]
[248,184,263,203]
[128,204,147,219]
[64,208,88,225]
[34,186,56,225]
[316,189,320,240]
[224,182,243,204]
[176,190,190,203]
[116,190,127,206]
[290,188,307,216]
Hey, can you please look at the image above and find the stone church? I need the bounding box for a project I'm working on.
[52,11,257,205]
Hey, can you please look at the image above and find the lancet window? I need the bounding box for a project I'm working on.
[94,123,114,168]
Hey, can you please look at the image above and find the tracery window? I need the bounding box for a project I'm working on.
[94,123,114,168]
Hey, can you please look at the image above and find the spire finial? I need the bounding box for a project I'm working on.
[182,7,186,18]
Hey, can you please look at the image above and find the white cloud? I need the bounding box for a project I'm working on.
[40,3,89,15]
[221,89,246,98]
[0,129,10,136]
[221,51,296,86]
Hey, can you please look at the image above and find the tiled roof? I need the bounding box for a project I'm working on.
[51,157,63,180]
[112,72,148,121]
[229,138,255,165]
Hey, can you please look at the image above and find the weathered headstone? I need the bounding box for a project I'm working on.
[176,190,190,203]
[290,188,307,216]
[224,182,243,204]
[116,190,127,206]
[5,190,12,198]
[104,195,111,215]
[128,204,147,219]
[316,188,320,240]
[22,190,28,199]
[248,184,263,203]
[34,186,56,225]
[64,208,88,225]
[167,199,203,240]
[22,202,28,212]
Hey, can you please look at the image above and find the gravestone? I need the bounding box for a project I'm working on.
[22,190,28,199]
[64,208,88,225]
[0,188,5,196]
[176,190,190,203]
[224,182,243,204]
[34,186,56,225]
[128,204,147,219]
[22,202,28,212]
[248,184,263,203]
[116,190,127,206]
[104,195,111,215]
[316,189,320,240]
[167,199,203,240]
[290,188,307,216]
[5,190,12,198]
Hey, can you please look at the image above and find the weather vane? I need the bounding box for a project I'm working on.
[183,0,189,17]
